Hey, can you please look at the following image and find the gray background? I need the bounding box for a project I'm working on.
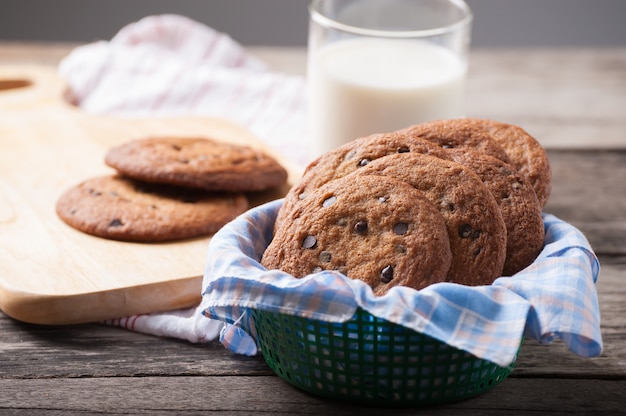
[1,0,625,47]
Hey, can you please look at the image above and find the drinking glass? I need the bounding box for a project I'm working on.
[307,0,473,156]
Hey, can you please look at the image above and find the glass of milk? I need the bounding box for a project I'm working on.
[307,0,473,156]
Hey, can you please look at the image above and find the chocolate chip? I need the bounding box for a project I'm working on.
[358,158,371,167]
[171,144,182,151]
[458,224,472,238]
[471,229,481,240]
[302,235,317,249]
[397,147,410,153]
[134,184,152,194]
[380,265,394,283]
[353,221,368,235]
[334,265,348,275]
[88,188,102,197]
[322,196,336,208]
[439,198,455,211]
[319,251,332,263]
[109,219,123,227]
[474,247,482,256]
[396,245,407,254]
[393,222,408,235]
[312,266,323,273]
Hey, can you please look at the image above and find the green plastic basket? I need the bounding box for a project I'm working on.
[251,308,519,406]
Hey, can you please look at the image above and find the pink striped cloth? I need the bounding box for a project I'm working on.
[59,14,310,165]
[57,14,310,341]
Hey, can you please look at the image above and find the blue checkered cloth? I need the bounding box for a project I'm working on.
[200,199,602,367]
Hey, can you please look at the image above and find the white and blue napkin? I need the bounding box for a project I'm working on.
[201,200,602,367]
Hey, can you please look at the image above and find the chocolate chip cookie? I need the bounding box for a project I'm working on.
[262,175,452,295]
[357,152,507,286]
[56,175,248,242]
[275,131,449,230]
[467,119,552,207]
[105,137,288,192]
[445,148,544,275]
[397,119,511,163]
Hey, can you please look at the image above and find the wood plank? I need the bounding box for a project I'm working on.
[0,377,624,415]
[0,42,625,416]
[246,47,626,150]
[1,43,625,153]
[0,41,78,66]
[1,259,623,380]
[0,316,271,379]
[0,65,300,325]
[545,150,626,256]
[467,48,626,150]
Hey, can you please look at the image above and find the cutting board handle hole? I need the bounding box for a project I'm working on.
[0,79,32,92]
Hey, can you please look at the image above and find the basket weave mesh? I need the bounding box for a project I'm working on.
[251,308,519,405]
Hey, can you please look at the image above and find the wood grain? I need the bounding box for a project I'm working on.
[0,377,624,415]
[0,43,625,415]
[2,148,622,416]
[1,257,623,381]
[0,65,300,325]
[544,150,626,255]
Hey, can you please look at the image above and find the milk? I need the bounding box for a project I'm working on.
[308,38,467,156]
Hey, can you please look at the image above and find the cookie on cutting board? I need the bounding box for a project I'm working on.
[56,175,249,242]
[105,137,288,192]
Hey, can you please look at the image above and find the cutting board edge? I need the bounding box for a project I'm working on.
[0,63,304,325]
[0,275,203,325]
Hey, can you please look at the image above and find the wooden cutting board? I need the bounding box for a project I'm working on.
[0,65,301,325]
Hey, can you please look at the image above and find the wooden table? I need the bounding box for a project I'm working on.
[1,42,625,415]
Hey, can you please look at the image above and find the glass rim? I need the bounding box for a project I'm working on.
[308,0,473,38]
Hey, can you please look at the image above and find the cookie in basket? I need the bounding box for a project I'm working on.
[56,175,248,242]
[275,131,450,230]
[262,174,452,296]
[397,118,511,163]
[105,137,288,192]
[465,119,552,207]
[357,152,507,286]
[445,148,545,275]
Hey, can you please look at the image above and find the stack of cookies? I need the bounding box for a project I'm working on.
[262,118,550,295]
[56,137,288,242]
